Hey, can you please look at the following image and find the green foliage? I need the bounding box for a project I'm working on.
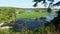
[19,9,24,14]
[0,28,20,34]
[0,8,60,34]
[16,9,24,14]
[0,24,60,34]
[47,8,52,13]
[16,10,48,18]
[0,8,16,23]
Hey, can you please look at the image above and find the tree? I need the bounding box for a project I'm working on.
[53,1,60,6]
[33,0,54,7]
[33,0,60,7]
[33,0,60,30]
[0,8,16,23]
[33,0,60,12]
[19,9,24,14]
[50,9,60,30]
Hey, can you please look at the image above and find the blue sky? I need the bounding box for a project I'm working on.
[0,0,60,8]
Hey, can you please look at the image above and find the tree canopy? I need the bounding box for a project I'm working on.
[33,0,60,7]
[0,8,16,23]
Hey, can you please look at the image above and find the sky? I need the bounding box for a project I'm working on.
[0,0,60,8]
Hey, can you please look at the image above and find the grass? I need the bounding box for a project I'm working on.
[16,11,48,18]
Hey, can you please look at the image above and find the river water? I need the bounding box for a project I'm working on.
[14,10,58,31]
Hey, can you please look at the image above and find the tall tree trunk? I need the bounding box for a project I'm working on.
[47,3,52,13]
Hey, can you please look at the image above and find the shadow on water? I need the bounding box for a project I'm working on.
[11,12,58,32]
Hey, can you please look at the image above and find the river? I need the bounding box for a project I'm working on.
[14,11,58,31]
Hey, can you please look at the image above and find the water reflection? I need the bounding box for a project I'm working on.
[14,18,46,31]
[14,12,58,31]
[45,13,58,22]
[25,10,32,13]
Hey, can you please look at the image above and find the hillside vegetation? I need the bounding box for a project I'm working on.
[0,7,60,34]
[0,8,16,23]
